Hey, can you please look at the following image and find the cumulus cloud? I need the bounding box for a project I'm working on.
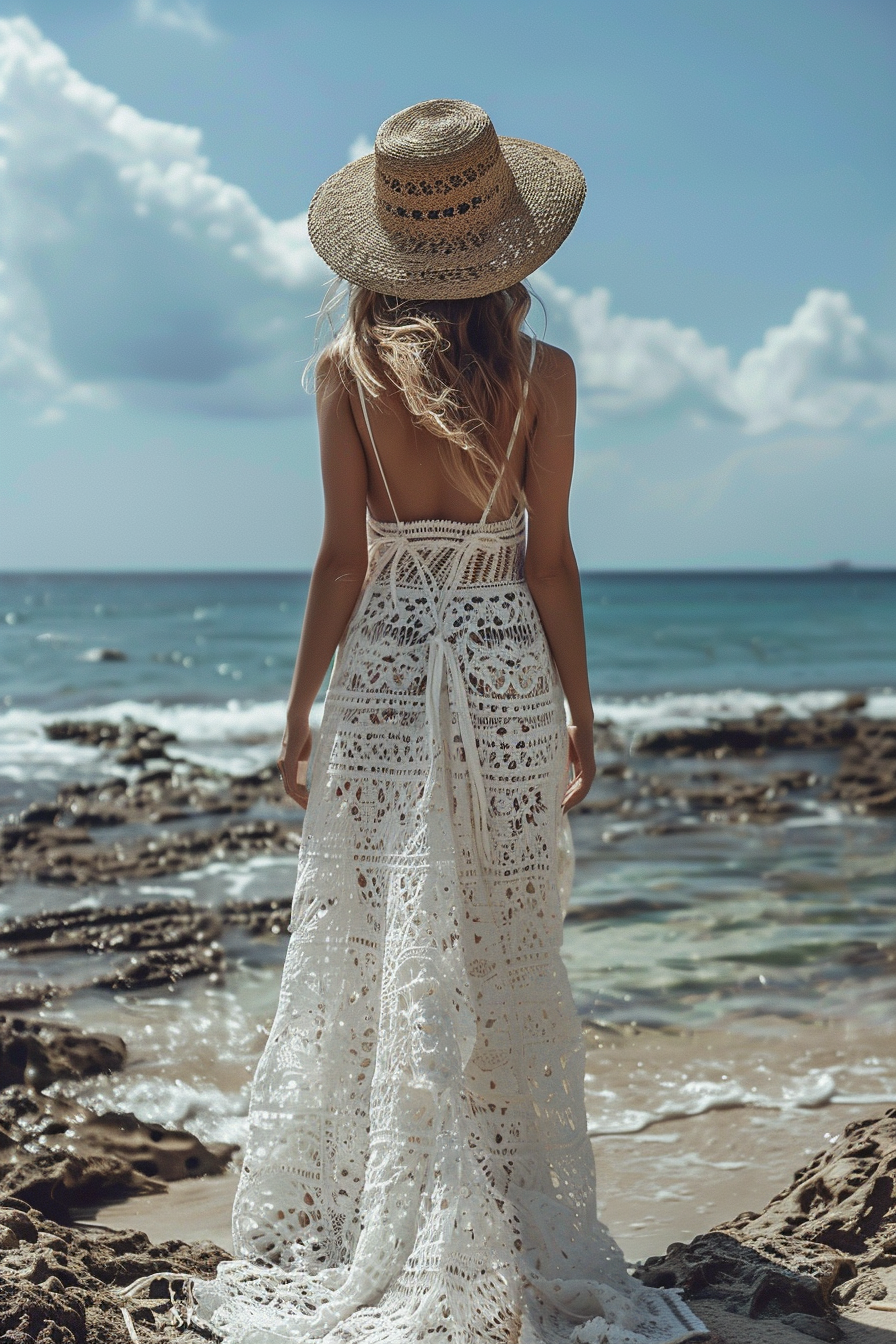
[133,0,222,44]
[0,16,327,417]
[1,16,893,434]
[725,291,896,433]
[537,273,896,434]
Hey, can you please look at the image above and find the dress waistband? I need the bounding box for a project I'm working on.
[367,509,526,592]
[367,507,524,542]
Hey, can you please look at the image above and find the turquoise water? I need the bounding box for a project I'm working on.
[1,569,895,1033]
[581,571,896,695]
[2,570,894,711]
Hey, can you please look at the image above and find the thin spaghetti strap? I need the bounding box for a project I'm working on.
[480,336,538,525]
[357,380,401,525]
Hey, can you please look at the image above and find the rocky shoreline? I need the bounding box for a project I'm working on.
[0,700,894,1338]
[0,695,889,1009]
[0,1012,232,1341]
[2,698,894,896]
[625,693,896,816]
[636,1109,896,1339]
[0,1199,225,1344]
[0,1015,234,1221]
[1,1076,895,1340]
[583,694,896,834]
[2,717,299,888]
[0,894,294,1008]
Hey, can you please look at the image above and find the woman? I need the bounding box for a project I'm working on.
[193,100,705,1344]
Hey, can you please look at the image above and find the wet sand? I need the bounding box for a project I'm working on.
[86,1016,896,1266]
[701,1299,896,1344]
[84,1169,239,1252]
[588,1017,895,1260]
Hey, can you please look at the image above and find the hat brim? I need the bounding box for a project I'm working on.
[307,138,586,300]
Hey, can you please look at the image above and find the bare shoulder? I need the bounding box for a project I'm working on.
[534,340,575,382]
[524,341,577,503]
[315,343,350,405]
[530,341,576,439]
[532,341,576,419]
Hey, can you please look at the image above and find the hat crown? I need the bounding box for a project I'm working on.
[376,99,493,165]
[373,100,514,238]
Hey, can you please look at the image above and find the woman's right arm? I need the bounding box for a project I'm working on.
[524,345,596,811]
[277,353,370,808]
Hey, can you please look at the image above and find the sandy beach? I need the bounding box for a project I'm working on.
[74,1018,896,1344]
[84,1015,896,1261]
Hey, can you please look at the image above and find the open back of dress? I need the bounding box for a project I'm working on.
[194,349,705,1344]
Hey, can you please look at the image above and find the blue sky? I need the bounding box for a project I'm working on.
[2,0,894,570]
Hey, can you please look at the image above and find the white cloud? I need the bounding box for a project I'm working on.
[0,16,327,417]
[1,16,893,436]
[347,134,374,161]
[133,0,223,44]
[724,291,896,433]
[537,273,896,435]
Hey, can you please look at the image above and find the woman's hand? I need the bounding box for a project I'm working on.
[562,723,595,813]
[277,720,312,809]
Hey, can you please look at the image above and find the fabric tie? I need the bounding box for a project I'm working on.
[353,342,536,874]
[364,528,507,871]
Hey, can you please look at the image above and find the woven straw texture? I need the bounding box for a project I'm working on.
[308,99,586,299]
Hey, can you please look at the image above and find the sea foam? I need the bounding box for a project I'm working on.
[1,688,892,784]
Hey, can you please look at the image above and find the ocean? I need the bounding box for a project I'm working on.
[4,570,896,716]
[1,568,896,1241]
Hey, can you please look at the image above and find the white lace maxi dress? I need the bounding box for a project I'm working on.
[194,366,706,1344]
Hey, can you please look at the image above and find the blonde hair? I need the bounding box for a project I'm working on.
[317,283,537,517]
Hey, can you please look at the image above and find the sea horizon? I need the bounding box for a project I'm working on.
[3,565,896,577]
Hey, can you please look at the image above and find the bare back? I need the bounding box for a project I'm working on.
[340,341,572,526]
[303,338,589,785]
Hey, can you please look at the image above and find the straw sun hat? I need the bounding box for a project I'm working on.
[307,99,586,300]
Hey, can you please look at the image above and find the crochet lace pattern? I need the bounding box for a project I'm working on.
[192,371,706,1344]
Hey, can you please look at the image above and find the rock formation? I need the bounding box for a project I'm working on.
[0,1016,234,1221]
[0,1197,225,1343]
[637,1109,896,1336]
[0,896,292,1007]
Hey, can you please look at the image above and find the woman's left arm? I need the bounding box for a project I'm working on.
[278,354,369,807]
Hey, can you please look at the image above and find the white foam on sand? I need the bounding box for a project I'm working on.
[57,975,280,1149]
[586,1067,896,1137]
[586,1070,839,1135]
[93,1076,251,1150]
